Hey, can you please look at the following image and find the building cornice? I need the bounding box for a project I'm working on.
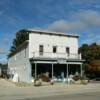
[27,29,79,38]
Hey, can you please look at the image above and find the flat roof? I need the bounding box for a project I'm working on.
[30,57,85,63]
[27,29,79,38]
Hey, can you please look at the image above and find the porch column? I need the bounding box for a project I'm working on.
[52,64,54,79]
[80,63,83,77]
[35,63,37,78]
[66,63,69,81]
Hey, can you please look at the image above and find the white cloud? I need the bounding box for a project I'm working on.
[0,48,8,53]
[48,10,100,32]
[75,10,100,27]
[48,20,86,32]
[48,10,100,44]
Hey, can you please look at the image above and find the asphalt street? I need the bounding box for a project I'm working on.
[13,92,100,100]
[26,91,100,100]
[0,79,100,100]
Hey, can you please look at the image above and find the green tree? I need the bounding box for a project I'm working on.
[79,43,100,63]
[79,44,90,62]
[79,43,100,78]
[8,29,29,58]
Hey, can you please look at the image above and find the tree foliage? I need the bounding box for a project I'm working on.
[79,43,100,62]
[8,29,29,58]
[79,43,100,78]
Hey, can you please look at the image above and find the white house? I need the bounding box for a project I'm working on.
[8,29,84,83]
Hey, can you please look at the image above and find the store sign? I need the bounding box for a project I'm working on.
[57,59,66,64]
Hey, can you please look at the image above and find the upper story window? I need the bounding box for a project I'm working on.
[66,47,70,54]
[53,46,57,53]
[39,45,43,55]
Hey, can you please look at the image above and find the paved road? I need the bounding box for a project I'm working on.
[27,92,100,100]
[1,90,99,100]
[0,79,100,100]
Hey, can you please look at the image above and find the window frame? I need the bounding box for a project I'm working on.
[39,45,44,56]
[53,46,57,53]
[66,47,70,54]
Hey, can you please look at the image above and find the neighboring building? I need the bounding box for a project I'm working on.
[8,29,84,82]
[0,63,8,78]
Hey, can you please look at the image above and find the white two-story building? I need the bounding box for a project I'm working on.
[8,29,84,83]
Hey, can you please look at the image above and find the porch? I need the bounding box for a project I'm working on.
[30,58,84,82]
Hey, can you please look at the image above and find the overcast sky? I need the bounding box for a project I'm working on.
[0,0,100,62]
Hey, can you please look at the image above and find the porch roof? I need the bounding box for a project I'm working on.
[30,57,85,64]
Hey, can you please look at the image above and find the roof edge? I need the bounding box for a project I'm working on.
[27,29,79,38]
